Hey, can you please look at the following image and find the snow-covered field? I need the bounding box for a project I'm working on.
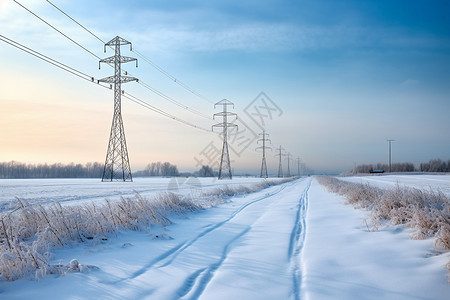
[0,176,449,299]
[340,174,450,196]
[0,177,267,211]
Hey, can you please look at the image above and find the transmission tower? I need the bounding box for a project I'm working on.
[98,36,138,182]
[256,130,271,178]
[212,99,237,180]
[296,157,302,177]
[275,146,284,178]
[285,152,292,177]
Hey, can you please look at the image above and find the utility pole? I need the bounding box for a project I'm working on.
[285,152,292,177]
[296,157,302,177]
[213,99,237,180]
[387,139,395,173]
[98,36,138,182]
[256,130,271,178]
[275,146,284,178]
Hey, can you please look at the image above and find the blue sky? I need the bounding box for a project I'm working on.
[0,0,449,174]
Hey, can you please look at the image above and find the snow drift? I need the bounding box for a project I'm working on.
[317,176,450,282]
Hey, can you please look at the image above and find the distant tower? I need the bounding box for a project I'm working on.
[98,36,138,181]
[296,157,302,177]
[276,145,284,178]
[256,130,271,178]
[387,139,395,173]
[285,152,292,177]
[213,99,237,180]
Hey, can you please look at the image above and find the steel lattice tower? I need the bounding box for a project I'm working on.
[98,36,138,182]
[285,152,292,177]
[213,99,237,180]
[276,145,284,178]
[256,130,271,178]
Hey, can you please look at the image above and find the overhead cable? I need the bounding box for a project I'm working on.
[0,35,97,84]
[46,0,106,45]
[13,0,101,60]
[45,0,213,104]
[0,35,212,133]
[132,49,214,104]
[26,0,212,120]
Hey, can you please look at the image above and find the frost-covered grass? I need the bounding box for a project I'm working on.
[317,176,450,282]
[0,179,290,281]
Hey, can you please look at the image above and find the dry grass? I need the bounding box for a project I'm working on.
[317,176,450,282]
[0,178,291,281]
[0,193,195,281]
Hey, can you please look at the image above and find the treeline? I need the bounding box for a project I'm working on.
[133,161,179,177]
[134,162,218,177]
[354,162,415,173]
[0,161,103,179]
[353,159,450,174]
[0,161,220,179]
[419,159,450,172]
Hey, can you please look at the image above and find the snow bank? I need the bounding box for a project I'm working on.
[318,176,450,251]
[303,179,450,299]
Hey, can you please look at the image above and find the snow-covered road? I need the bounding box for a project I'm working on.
[94,178,311,299]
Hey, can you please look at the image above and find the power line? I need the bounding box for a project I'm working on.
[13,0,101,60]
[0,35,97,84]
[123,93,211,132]
[0,34,212,133]
[44,0,214,105]
[46,0,106,45]
[137,80,211,120]
[132,49,214,104]
[17,0,212,124]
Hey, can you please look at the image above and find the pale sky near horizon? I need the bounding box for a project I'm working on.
[0,0,449,174]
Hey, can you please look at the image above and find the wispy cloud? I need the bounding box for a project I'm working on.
[401,79,420,86]
[130,22,304,53]
[3,0,449,56]
[129,22,450,55]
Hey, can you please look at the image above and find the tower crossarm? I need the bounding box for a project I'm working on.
[99,55,138,68]
[214,99,234,109]
[98,75,138,84]
[213,111,237,119]
[104,36,133,50]
[212,123,238,129]
[256,145,272,150]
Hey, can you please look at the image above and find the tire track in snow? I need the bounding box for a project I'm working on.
[156,184,289,269]
[176,226,251,300]
[176,178,309,300]
[111,180,299,284]
[288,178,311,300]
